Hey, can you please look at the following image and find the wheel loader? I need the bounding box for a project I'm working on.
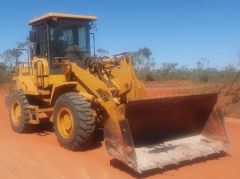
[6,13,229,173]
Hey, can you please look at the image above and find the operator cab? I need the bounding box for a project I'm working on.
[29,13,97,68]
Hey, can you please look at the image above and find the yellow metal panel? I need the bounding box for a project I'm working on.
[16,75,38,95]
[111,56,147,100]
[49,82,78,105]
[49,75,66,84]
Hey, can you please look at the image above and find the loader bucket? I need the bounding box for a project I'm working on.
[104,92,229,173]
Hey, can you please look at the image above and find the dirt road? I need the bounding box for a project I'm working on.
[1,92,240,178]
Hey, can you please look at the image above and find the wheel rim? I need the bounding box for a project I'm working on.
[57,107,73,138]
[11,99,21,124]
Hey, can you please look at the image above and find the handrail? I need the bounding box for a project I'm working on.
[34,60,45,89]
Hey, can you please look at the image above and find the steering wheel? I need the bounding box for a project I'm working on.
[64,45,83,59]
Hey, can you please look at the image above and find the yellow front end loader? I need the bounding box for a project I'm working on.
[6,13,229,173]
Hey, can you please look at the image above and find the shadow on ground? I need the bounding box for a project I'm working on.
[28,119,103,151]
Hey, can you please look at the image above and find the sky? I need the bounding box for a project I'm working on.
[0,0,240,68]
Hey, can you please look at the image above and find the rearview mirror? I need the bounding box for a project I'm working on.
[29,30,37,43]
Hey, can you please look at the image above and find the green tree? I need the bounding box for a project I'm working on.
[0,63,8,83]
[96,48,109,57]
[0,40,28,69]
[129,47,156,80]
[158,63,179,80]
[0,49,22,69]
[196,58,210,70]
[129,47,155,70]
[16,40,29,48]
[161,63,178,73]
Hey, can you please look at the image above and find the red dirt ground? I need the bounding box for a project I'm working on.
[1,84,240,178]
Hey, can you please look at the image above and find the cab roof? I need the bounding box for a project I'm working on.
[29,13,97,25]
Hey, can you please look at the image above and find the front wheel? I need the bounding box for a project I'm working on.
[8,90,31,133]
[53,92,96,150]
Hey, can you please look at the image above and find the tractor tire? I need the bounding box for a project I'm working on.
[8,90,31,133]
[53,92,96,150]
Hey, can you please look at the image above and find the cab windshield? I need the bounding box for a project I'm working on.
[50,20,90,58]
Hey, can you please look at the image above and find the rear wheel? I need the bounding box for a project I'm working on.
[53,92,96,150]
[8,90,31,133]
